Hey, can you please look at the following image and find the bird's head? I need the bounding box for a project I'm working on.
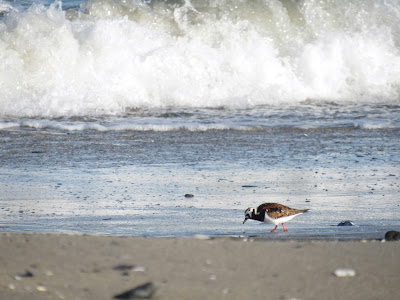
[243,207,256,224]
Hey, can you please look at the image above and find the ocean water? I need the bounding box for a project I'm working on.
[0,0,399,239]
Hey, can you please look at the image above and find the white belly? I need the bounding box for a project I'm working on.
[264,213,301,225]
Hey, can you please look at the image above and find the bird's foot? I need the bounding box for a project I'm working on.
[271,225,278,233]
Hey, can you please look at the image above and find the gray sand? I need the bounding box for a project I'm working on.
[0,233,399,300]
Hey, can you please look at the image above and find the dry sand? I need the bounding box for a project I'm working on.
[0,233,399,300]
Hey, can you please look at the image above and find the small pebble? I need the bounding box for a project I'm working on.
[132,265,146,272]
[113,265,135,271]
[333,268,356,277]
[337,221,355,226]
[8,284,15,290]
[184,194,194,198]
[37,285,47,292]
[14,270,34,280]
[192,234,210,240]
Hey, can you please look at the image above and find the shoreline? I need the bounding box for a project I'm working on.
[1,233,399,300]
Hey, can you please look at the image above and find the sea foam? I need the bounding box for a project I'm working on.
[1,0,400,117]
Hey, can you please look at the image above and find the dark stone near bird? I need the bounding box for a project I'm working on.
[337,220,355,226]
[19,270,34,277]
[184,194,194,198]
[113,264,135,271]
[14,270,34,280]
[385,230,400,241]
[113,282,156,299]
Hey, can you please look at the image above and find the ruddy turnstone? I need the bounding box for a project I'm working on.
[243,203,309,232]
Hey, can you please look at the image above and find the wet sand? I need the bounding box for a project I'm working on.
[0,233,399,300]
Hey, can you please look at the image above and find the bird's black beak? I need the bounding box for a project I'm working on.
[243,217,248,224]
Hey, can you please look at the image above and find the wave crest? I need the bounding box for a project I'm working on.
[1,0,400,117]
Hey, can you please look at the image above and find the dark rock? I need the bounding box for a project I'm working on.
[184,194,194,198]
[14,270,34,280]
[337,221,355,226]
[241,185,257,188]
[113,282,156,299]
[113,264,135,271]
[20,270,34,277]
[385,230,400,241]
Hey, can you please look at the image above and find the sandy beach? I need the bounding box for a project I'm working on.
[0,233,399,300]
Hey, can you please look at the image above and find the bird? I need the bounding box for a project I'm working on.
[243,203,309,232]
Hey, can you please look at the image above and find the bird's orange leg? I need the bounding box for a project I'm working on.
[271,225,278,232]
[282,223,287,232]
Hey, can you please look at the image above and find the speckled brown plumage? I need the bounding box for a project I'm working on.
[257,203,309,219]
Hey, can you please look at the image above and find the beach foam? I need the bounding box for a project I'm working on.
[1,0,400,118]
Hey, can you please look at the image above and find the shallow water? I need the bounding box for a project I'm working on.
[1,123,399,238]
